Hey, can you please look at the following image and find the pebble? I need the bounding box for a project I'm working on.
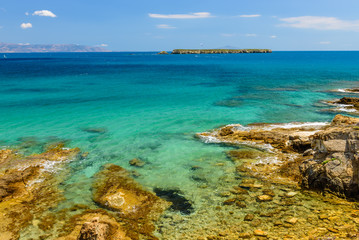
[286,192,297,198]
[238,232,251,239]
[256,194,273,202]
[285,217,298,224]
[244,214,254,221]
[223,198,237,205]
[319,214,328,220]
[253,229,267,237]
[129,158,145,167]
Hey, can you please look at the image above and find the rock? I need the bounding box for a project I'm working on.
[57,211,131,240]
[236,201,247,208]
[253,229,267,237]
[285,192,297,198]
[223,198,237,205]
[319,214,328,220]
[285,217,298,224]
[81,127,107,134]
[256,194,273,202]
[77,218,109,240]
[129,158,145,167]
[238,232,251,238]
[0,145,81,240]
[92,164,171,238]
[300,116,359,198]
[158,51,168,54]
[262,189,275,197]
[219,191,231,197]
[303,148,314,156]
[219,126,234,136]
[244,214,254,221]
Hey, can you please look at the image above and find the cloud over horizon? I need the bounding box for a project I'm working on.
[20,23,32,29]
[32,10,57,18]
[239,14,261,18]
[156,24,176,29]
[279,16,359,31]
[149,12,212,19]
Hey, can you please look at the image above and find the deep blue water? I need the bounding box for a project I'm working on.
[1,51,359,206]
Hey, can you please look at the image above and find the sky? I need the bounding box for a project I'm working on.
[1,0,359,51]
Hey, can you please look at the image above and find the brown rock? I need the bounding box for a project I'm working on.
[285,217,298,224]
[253,229,267,237]
[92,164,171,239]
[256,194,273,202]
[223,198,237,205]
[238,232,251,239]
[129,158,145,167]
[244,214,254,221]
[77,218,109,240]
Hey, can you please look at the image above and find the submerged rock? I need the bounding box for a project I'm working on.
[92,164,170,239]
[0,144,81,240]
[57,210,131,240]
[153,188,194,215]
[81,127,107,134]
[129,158,146,167]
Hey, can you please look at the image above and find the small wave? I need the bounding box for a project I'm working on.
[263,122,329,130]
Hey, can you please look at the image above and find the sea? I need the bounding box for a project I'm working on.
[1,51,359,238]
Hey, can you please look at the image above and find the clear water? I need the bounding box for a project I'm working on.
[1,51,359,210]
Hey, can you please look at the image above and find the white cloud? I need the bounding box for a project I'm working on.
[239,14,261,18]
[20,23,32,29]
[33,10,56,18]
[270,35,277,38]
[156,24,176,29]
[319,41,331,44]
[221,33,235,37]
[98,44,108,47]
[245,33,257,37]
[25,12,29,16]
[279,16,359,31]
[149,12,212,19]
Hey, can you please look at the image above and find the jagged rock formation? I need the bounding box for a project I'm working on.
[198,114,359,199]
[171,49,272,54]
[300,115,359,198]
[158,51,168,54]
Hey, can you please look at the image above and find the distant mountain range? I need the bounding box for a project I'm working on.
[0,43,111,53]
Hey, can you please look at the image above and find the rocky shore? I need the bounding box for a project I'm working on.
[0,143,170,240]
[171,49,272,54]
[198,114,359,199]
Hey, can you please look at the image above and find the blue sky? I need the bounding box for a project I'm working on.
[1,0,359,51]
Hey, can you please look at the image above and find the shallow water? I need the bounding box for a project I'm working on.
[1,52,359,238]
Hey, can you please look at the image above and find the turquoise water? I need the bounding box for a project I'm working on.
[1,51,359,208]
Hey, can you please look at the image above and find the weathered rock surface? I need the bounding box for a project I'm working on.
[92,164,171,239]
[300,115,359,198]
[0,144,81,240]
[57,211,131,240]
[198,114,359,199]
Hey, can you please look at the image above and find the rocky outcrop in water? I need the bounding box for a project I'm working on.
[198,114,359,199]
[171,49,272,54]
[0,144,81,240]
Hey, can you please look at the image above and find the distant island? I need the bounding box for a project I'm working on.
[0,43,111,53]
[171,49,272,54]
